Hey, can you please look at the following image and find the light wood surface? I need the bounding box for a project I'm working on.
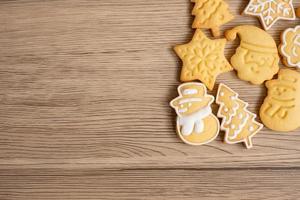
[1,0,300,199]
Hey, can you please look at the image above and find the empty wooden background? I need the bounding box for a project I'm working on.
[1,0,300,199]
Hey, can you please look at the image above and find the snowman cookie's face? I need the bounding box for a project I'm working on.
[170,83,214,117]
[267,82,295,102]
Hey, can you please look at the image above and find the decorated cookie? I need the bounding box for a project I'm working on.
[191,0,234,37]
[174,30,232,91]
[216,84,263,149]
[260,69,300,132]
[279,26,300,69]
[225,25,279,85]
[170,82,220,145]
[244,0,296,30]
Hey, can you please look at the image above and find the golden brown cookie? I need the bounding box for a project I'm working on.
[216,84,263,149]
[174,29,232,91]
[170,82,220,145]
[279,26,300,69]
[260,69,300,132]
[244,0,296,30]
[225,25,279,85]
[191,0,234,37]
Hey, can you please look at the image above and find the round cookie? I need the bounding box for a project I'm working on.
[279,26,300,69]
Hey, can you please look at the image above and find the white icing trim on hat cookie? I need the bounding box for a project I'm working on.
[280,25,300,69]
[244,0,296,30]
[216,83,263,149]
[183,89,198,95]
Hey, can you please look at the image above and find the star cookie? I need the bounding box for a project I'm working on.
[174,30,232,91]
[244,0,296,30]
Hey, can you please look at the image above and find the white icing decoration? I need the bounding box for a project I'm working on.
[249,126,255,132]
[230,124,235,129]
[178,106,212,136]
[244,0,296,30]
[238,113,243,119]
[179,98,202,105]
[220,92,224,96]
[224,108,229,112]
[216,83,264,149]
[230,96,235,100]
[188,103,192,107]
[179,108,188,113]
[280,26,300,69]
[183,89,198,95]
[229,113,249,140]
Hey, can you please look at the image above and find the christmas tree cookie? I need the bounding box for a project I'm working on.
[174,30,232,91]
[216,84,263,149]
[170,82,220,145]
[279,26,300,69]
[225,25,279,85]
[191,0,234,37]
[244,0,296,30]
[260,69,300,132]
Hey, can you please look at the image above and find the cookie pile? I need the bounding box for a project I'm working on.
[170,0,300,149]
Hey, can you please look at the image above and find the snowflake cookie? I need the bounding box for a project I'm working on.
[174,29,232,91]
[279,26,300,69]
[244,0,296,30]
[170,82,220,145]
[216,84,263,149]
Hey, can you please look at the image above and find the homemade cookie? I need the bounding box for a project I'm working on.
[191,0,234,37]
[244,0,296,30]
[225,25,279,85]
[216,84,263,149]
[174,29,232,91]
[260,69,300,132]
[279,26,300,69]
[170,82,220,145]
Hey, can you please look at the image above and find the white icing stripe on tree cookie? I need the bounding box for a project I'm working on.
[229,112,249,140]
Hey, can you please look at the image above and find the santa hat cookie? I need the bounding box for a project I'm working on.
[170,83,220,145]
[225,25,279,85]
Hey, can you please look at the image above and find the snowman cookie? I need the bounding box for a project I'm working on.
[216,84,263,149]
[170,82,220,145]
[279,26,300,69]
[225,25,279,85]
[244,0,296,30]
[260,69,300,132]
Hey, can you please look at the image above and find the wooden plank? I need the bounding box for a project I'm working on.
[1,0,300,199]
[1,169,300,200]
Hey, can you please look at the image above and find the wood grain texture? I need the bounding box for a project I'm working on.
[0,0,300,199]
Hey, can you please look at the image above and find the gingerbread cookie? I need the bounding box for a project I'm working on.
[260,69,300,132]
[191,0,234,37]
[170,82,220,145]
[279,26,300,69]
[216,84,263,149]
[174,30,232,91]
[244,0,296,30]
[225,25,279,85]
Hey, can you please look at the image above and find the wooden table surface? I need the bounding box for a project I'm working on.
[1,0,300,199]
